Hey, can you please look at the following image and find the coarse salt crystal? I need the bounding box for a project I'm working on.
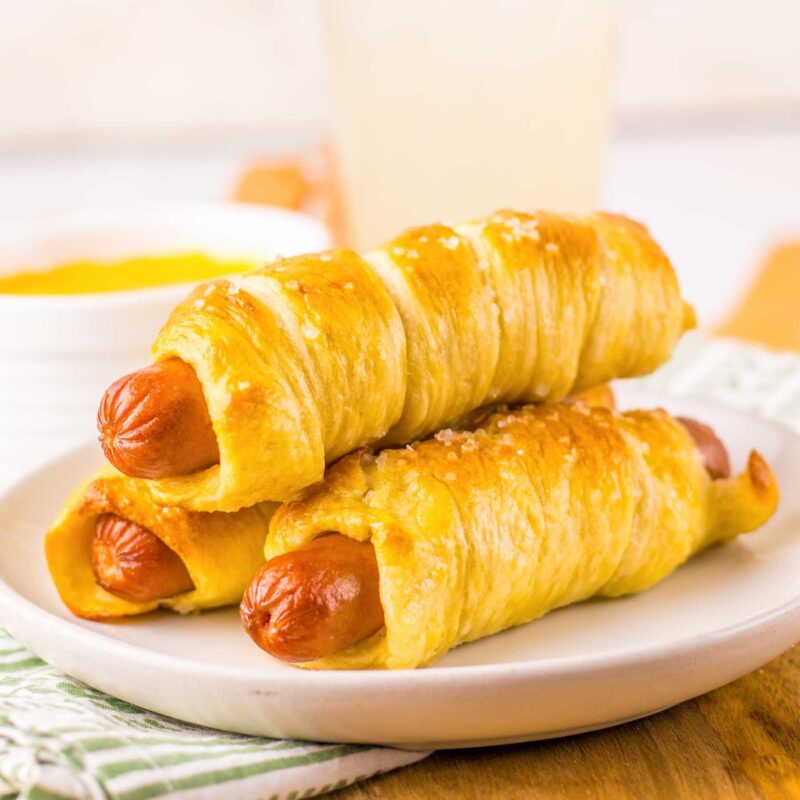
[516,449,525,456]
[319,253,333,262]
[285,279,299,291]
[301,321,320,340]
[435,429,456,444]
[545,242,559,253]
[193,299,206,310]
[237,381,251,391]
[344,282,355,290]
[442,235,460,250]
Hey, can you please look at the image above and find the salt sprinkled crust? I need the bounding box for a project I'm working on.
[148,209,694,511]
[267,404,777,670]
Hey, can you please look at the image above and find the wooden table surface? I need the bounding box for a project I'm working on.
[335,243,800,800]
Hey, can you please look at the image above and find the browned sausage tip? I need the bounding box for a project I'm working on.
[97,358,219,479]
[677,416,731,479]
[92,513,195,603]
[240,533,384,662]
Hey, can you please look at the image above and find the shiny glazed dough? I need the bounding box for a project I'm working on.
[266,404,778,670]
[150,210,695,511]
[45,467,273,619]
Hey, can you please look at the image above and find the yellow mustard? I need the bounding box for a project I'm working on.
[0,252,259,295]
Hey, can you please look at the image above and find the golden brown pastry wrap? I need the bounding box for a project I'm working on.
[265,404,777,669]
[45,467,272,620]
[149,210,694,511]
[564,382,616,411]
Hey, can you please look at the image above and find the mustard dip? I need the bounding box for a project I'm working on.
[0,252,259,295]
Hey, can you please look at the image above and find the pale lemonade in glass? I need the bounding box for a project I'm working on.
[324,0,615,248]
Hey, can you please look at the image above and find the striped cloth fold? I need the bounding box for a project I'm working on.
[2,333,799,799]
[0,630,427,799]
[627,333,800,428]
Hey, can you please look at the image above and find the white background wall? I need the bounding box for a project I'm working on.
[1,0,799,147]
[614,0,800,125]
[0,0,327,148]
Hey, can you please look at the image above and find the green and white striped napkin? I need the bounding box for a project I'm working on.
[2,334,798,800]
[0,631,427,799]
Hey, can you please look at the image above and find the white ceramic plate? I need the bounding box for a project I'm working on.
[1,389,799,750]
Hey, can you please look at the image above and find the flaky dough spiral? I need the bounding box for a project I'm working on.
[150,210,694,510]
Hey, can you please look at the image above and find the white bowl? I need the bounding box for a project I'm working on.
[0,204,330,484]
